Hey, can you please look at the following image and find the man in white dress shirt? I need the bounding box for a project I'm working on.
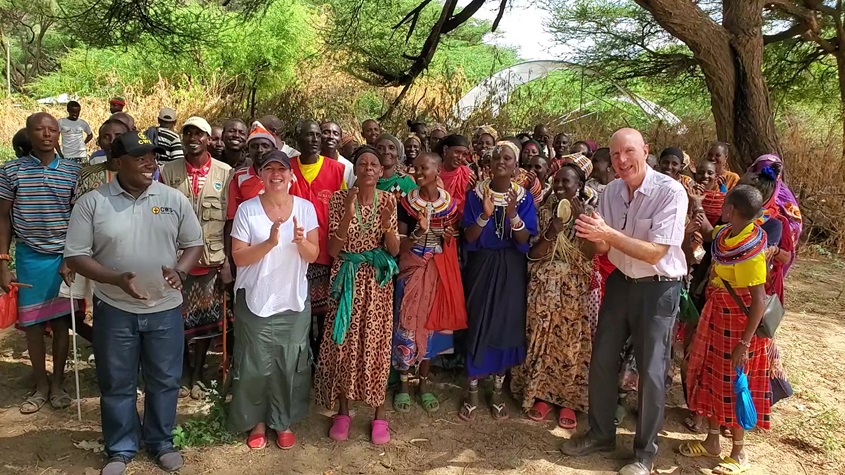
[562,128,688,475]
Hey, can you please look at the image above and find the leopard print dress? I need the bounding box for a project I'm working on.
[315,189,398,408]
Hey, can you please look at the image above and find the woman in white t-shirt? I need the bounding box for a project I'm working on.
[227,150,320,451]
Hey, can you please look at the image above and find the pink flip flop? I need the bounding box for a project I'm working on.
[371,419,390,445]
[329,414,351,441]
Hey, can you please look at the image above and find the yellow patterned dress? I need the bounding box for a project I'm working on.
[510,201,593,412]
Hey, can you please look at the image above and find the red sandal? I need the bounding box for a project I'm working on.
[247,432,266,449]
[527,400,553,422]
[558,407,577,430]
[276,430,295,450]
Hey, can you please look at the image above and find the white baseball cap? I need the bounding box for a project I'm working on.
[181,116,211,135]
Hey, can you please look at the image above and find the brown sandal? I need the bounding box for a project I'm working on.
[491,391,509,421]
[459,388,479,422]
[50,389,72,409]
[20,392,47,414]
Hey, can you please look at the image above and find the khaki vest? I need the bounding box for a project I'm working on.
[161,157,232,267]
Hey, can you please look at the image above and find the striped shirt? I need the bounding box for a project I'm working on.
[144,126,184,163]
[0,154,81,254]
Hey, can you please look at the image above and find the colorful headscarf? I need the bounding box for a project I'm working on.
[748,153,802,244]
[474,125,499,143]
[570,153,593,178]
[493,140,519,159]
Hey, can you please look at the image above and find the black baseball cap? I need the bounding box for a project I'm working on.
[111,131,165,158]
[260,150,291,170]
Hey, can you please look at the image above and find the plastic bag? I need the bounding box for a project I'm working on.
[678,287,700,324]
[733,365,758,430]
[0,286,19,329]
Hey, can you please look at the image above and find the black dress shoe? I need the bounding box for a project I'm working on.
[560,433,616,457]
[618,461,653,475]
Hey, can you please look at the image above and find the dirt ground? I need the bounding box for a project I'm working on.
[1,258,843,475]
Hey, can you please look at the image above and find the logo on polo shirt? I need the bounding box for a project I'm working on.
[152,206,176,215]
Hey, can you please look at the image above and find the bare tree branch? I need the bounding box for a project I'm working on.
[393,0,433,42]
[764,21,811,44]
[491,0,508,31]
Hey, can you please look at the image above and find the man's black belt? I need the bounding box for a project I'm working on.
[621,274,682,283]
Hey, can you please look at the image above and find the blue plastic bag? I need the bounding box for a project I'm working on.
[734,366,758,430]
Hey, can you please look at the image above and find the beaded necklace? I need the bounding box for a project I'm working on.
[474,179,524,239]
[354,189,379,231]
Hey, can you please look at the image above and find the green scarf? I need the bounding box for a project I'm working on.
[377,172,417,194]
[330,248,399,344]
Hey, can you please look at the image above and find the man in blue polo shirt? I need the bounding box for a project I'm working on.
[65,131,204,475]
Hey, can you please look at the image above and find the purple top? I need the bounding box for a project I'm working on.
[461,186,538,253]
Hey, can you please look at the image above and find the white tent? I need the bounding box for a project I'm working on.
[453,60,684,130]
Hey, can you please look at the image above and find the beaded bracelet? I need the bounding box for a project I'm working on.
[476,215,490,228]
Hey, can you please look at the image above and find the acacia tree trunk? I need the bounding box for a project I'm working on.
[636,0,780,170]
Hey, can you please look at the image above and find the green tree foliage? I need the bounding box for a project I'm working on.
[0,0,80,91]
[32,0,314,101]
[322,0,518,87]
[543,0,837,128]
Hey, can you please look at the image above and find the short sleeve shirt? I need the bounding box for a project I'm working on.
[231,196,319,316]
[64,180,204,314]
[598,167,689,279]
[0,155,81,254]
[57,118,92,158]
[227,166,262,220]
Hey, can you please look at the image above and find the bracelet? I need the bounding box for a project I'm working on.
[512,220,526,232]
[738,339,751,348]
[411,228,425,240]
[0,253,10,261]
[476,214,490,228]
[541,229,556,242]
[331,231,347,241]
[509,214,522,225]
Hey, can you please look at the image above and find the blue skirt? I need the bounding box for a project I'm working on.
[463,248,527,376]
